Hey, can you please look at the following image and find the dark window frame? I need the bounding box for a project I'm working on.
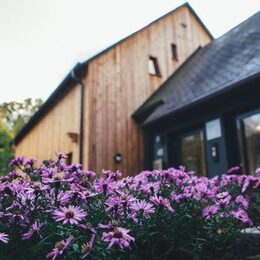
[148,56,161,77]
[181,22,187,28]
[236,108,260,175]
[166,126,207,176]
[179,128,207,176]
[171,43,178,60]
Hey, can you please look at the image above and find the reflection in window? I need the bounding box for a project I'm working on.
[238,112,260,175]
[181,130,206,176]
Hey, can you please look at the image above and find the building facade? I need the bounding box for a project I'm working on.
[14,3,212,176]
[134,11,260,176]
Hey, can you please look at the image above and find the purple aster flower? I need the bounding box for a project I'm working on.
[98,220,120,230]
[78,223,97,234]
[215,192,231,206]
[130,200,155,218]
[8,171,20,180]
[56,191,71,206]
[81,170,96,179]
[102,169,122,181]
[141,182,160,195]
[182,185,195,199]
[227,166,240,174]
[218,197,231,207]
[55,152,68,161]
[18,191,36,206]
[53,206,87,225]
[150,195,174,212]
[3,184,15,196]
[170,191,183,202]
[0,233,9,244]
[114,191,136,209]
[31,181,47,192]
[105,197,121,212]
[117,176,133,189]
[83,190,98,200]
[67,184,97,203]
[102,227,134,249]
[47,235,73,260]
[242,176,254,193]
[202,205,219,220]
[9,156,25,168]
[194,182,213,200]
[131,175,148,190]
[235,195,249,209]
[94,177,114,195]
[22,221,43,240]
[5,212,29,226]
[216,192,229,199]
[42,169,74,184]
[81,234,95,259]
[24,158,37,167]
[232,208,253,226]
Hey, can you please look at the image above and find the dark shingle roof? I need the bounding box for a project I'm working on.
[134,10,260,126]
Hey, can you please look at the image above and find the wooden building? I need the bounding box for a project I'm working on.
[14,3,212,175]
[133,11,260,177]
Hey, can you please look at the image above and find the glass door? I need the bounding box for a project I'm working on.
[237,110,260,175]
[180,130,206,176]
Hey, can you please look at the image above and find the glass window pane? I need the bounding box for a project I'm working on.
[180,130,206,176]
[241,112,260,174]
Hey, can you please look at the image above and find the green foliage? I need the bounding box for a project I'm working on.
[0,98,42,175]
[0,120,13,175]
[0,98,43,134]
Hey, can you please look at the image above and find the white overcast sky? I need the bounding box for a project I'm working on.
[0,0,260,103]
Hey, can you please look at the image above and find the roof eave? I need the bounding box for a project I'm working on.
[132,46,203,121]
[140,71,260,128]
[81,2,213,66]
[14,62,87,145]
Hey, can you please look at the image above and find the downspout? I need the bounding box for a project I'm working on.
[71,66,85,165]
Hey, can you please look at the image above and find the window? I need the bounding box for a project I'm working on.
[237,110,260,175]
[171,44,178,60]
[181,22,187,28]
[180,130,206,176]
[148,56,161,76]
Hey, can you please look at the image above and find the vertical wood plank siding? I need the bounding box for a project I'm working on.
[15,85,81,163]
[15,6,211,175]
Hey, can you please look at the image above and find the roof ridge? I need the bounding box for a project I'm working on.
[81,2,213,66]
[14,2,213,144]
[137,10,260,126]
[214,9,260,41]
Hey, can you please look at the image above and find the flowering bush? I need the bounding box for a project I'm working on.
[0,154,259,259]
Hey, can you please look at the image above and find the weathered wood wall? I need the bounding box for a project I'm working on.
[15,5,211,175]
[15,85,82,163]
[84,5,211,175]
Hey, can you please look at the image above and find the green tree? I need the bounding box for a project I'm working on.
[0,120,13,175]
[0,98,43,135]
[0,98,43,175]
